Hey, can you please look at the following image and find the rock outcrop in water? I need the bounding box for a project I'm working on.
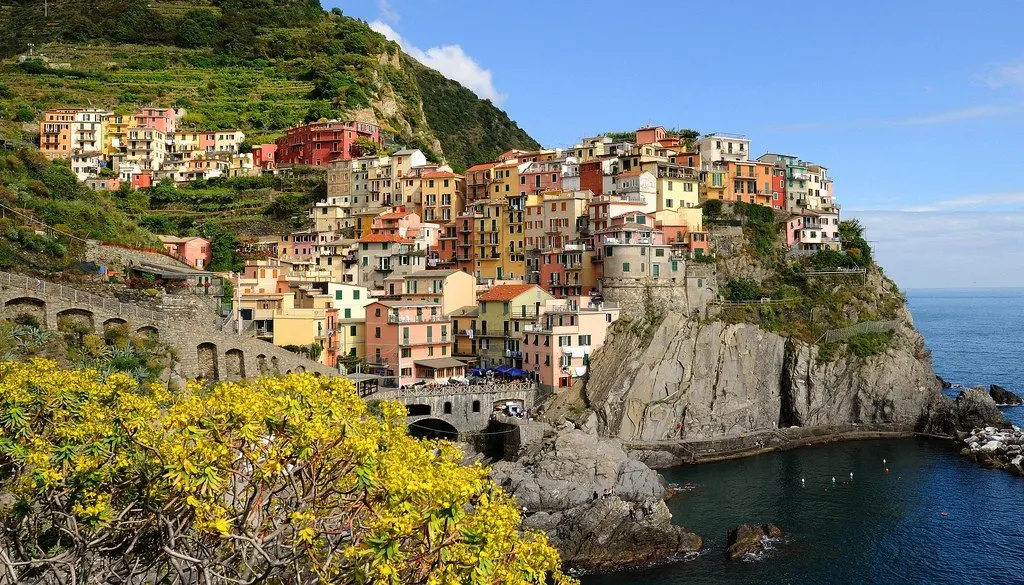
[725,523,782,560]
[585,309,942,443]
[923,388,1008,436]
[989,384,1022,406]
[959,425,1024,476]
[489,428,702,571]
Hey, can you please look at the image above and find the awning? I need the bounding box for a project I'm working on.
[507,368,526,377]
[494,365,511,374]
[413,358,467,370]
[471,368,484,376]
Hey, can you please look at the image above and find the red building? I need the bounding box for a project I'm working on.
[274,120,384,167]
[770,168,787,209]
[578,160,604,195]
[252,144,277,171]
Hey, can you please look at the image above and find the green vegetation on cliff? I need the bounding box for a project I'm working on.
[0,0,539,170]
[711,203,903,356]
[0,148,156,271]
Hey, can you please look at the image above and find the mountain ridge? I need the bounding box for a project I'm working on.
[0,0,539,170]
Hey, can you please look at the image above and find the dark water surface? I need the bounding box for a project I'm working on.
[583,289,1024,585]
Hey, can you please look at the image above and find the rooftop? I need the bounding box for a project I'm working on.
[478,284,538,302]
[359,234,413,244]
[404,269,466,278]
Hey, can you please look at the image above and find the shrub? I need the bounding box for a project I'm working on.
[847,331,894,358]
[724,278,762,302]
[0,362,572,584]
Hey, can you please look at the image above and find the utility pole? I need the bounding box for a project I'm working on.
[43,0,48,18]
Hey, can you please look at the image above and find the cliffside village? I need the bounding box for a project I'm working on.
[39,109,843,392]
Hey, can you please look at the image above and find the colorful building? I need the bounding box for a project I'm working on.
[158,236,212,269]
[475,284,553,370]
[275,120,384,167]
[522,296,620,392]
[365,300,462,387]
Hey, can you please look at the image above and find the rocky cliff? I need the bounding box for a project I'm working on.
[585,300,943,445]
[490,428,702,571]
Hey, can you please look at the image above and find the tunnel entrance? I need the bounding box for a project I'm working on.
[407,418,459,441]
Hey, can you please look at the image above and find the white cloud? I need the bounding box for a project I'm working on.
[981,60,1024,89]
[851,209,1024,288]
[370,21,507,105]
[376,0,399,24]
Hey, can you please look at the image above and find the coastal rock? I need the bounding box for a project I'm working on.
[586,314,941,443]
[937,375,952,389]
[958,425,1024,476]
[490,429,702,571]
[725,523,781,560]
[922,388,1008,436]
[990,385,1023,406]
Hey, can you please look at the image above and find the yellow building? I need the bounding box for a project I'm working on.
[419,171,466,225]
[643,162,700,211]
[385,269,476,315]
[472,199,507,280]
[476,284,553,369]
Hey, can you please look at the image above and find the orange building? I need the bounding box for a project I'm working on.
[39,108,81,158]
[364,300,464,387]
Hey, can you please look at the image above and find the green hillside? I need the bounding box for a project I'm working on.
[0,0,539,170]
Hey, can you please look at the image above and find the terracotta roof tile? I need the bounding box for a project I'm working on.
[478,284,538,302]
[359,234,413,244]
[423,171,461,179]
[466,162,497,172]
[377,210,411,219]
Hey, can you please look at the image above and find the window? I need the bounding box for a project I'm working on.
[622,262,630,273]
[560,355,571,367]
[401,348,411,358]
[350,325,357,336]
[353,290,360,300]
[655,248,665,257]
[578,334,592,346]
[375,308,381,317]
[400,367,412,377]
[374,327,381,338]
[666,199,673,207]
[558,335,572,346]
[472,400,480,413]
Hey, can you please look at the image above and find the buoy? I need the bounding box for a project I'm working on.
[850,472,854,479]
[885,468,889,473]
[883,458,887,465]
[832,476,836,483]
[940,511,948,517]
[801,478,805,487]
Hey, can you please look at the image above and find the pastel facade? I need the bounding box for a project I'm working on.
[158,236,212,269]
[365,300,462,387]
[522,297,620,392]
[275,120,384,167]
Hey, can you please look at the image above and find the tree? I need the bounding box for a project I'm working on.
[197,223,243,272]
[350,135,379,157]
[702,199,723,221]
[0,361,573,584]
[724,278,762,302]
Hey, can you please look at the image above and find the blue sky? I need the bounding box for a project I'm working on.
[332,0,1024,288]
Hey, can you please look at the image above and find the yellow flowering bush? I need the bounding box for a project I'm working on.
[0,359,574,584]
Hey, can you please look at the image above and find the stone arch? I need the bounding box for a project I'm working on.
[313,372,322,378]
[225,348,245,380]
[295,365,306,374]
[285,369,292,375]
[197,342,219,381]
[256,354,268,375]
[102,317,128,330]
[56,308,94,333]
[136,325,159,337]
[4,297,47,328]
[270,356,280,374]
[407,418,458,440]
[443,401,453,415]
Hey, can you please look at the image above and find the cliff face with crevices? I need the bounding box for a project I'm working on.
[585,306,942,443]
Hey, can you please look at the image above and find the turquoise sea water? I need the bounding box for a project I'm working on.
[583,289,1024,585]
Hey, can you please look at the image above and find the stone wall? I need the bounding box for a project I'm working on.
[0,271,335,385]
[601,263,718,319]
[85,240,189,272]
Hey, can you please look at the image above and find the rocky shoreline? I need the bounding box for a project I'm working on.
[958,426,1024,476]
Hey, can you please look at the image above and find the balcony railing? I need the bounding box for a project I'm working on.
[400,336,452,346]
[387,314,451,324]
[523,324,551,333]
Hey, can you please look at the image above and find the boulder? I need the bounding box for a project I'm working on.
[990,385,1023,406]
[725,523,780,560]
[490,428,701,571]
[925,388,1008,435]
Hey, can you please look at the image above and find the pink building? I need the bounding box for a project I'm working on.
[158,236,212,269]
[135,108,178,134]
[522,296,619,392]
[520,160,563,194]
[365,300,464,387]
[370,208,422,238]
[252,144,277,170]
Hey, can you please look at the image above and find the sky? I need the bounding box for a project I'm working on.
[331,0,1024,288]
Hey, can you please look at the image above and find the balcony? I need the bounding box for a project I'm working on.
[375,263,393,272]
[523,324,551,333]
[400,336,452,346]
[387,314,451,324]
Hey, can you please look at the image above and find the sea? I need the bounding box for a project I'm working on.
[583,288,1024,585]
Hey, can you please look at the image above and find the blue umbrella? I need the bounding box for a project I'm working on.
[507,368,526,377]
[494,365,511,374]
